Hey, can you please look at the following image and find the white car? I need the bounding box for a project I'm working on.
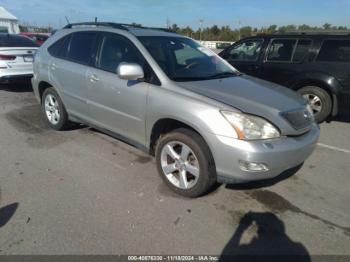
[0,33,38,84]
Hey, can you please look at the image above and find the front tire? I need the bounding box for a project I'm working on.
[155,128,216,198]
[297,86,332,123]
[41,87,70,130]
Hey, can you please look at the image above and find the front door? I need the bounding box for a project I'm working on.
[87,32,149,145]
[220,38,264,77]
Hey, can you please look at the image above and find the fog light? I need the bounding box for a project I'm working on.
[239,160,269,172]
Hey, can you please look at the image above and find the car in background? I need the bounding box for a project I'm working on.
[216,42,232,50]
[219,34,350,122]
[0,33,38,84]
[19,32,49,46]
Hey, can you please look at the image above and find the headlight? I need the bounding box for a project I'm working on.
[220,111,280,140]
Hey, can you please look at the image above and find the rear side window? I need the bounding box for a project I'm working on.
[293,40,312,62]
[317,40,350,62]
[0,35,38,47]
[67,32,98,65]
[267,39,297,62]
[48,35,71,58]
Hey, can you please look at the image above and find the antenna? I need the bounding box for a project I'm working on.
[65,16,70,24]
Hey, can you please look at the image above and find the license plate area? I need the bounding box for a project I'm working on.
[23,55,33,62]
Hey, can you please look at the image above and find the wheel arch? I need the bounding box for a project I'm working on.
[288,73,341,116]
[148,117,210,156]
[38,81,53,102]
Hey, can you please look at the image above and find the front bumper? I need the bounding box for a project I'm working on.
[206,123,320,184]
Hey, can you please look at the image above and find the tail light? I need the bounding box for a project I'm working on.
[0,54,16,60]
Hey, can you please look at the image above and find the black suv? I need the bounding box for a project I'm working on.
[219,34,350,122]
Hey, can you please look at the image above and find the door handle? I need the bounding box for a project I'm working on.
[50,63,56,70]
[89,74,99,82]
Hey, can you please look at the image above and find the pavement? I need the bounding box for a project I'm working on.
[0,83,349,257]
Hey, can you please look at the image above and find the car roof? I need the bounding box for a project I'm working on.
[245,33,350,40]
[128,28,181,37]
[61,22,183,38]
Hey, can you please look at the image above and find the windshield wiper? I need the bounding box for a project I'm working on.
[207,72,237,79]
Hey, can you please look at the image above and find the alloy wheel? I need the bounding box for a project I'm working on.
[302,93,322,115]
[160,141,200,190]
[44,94,60,125]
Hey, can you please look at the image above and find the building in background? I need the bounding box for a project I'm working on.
[0,6,20,34]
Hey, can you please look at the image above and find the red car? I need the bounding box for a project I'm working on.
[19,32,49,46]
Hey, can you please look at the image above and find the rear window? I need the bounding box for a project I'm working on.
[0,34,38,47]
[317,40,350,62]
[48,35,71,59]
[267,39,297,62]
[293,39,312,62]
[66,32,98,65]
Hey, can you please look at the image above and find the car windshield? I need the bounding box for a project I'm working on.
[138,36,238,82]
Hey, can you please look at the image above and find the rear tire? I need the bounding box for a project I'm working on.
[41,87,70,130]
[155,128,216,198]
[297,86,332,123]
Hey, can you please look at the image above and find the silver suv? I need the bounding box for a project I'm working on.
[32,22,320,197]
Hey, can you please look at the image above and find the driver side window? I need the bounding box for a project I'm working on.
[228,39,263,62]
[97,33,145,73]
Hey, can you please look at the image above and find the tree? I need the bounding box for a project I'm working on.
[153,23,348,41]
[171,24,180,32]
[323,23,332,30]
[298,24,311,31]
[210,25,220,36]
[240,26,252,38]
[267,25,277,33]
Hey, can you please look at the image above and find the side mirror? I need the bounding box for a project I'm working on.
[117,63,144,81]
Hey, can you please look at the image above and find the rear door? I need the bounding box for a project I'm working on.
[220,38,264,77]
[315,39,350,108]
[0,35,38,75]
[48,31,99,120]
[260,38,313,85]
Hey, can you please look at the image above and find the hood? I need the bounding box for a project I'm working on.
[178,75,305,113]
[177,75,309,135]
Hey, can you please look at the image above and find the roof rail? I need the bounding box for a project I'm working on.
[273,30,350,35]
[63,22,129,30]
[62,22,174,33]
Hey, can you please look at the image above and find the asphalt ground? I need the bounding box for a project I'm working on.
[0,83,349,258]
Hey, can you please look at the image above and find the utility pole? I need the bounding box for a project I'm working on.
[199,19,204,41]
[238,20,242,40]
[166,17,171,29]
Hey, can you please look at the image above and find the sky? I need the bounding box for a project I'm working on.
[1,0,350,29]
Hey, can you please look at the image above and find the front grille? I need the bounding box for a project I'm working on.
[281,107,313,130]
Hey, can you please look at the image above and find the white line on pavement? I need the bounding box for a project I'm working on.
[317,143,350,154]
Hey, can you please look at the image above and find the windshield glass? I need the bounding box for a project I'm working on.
[138,36,238,81]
